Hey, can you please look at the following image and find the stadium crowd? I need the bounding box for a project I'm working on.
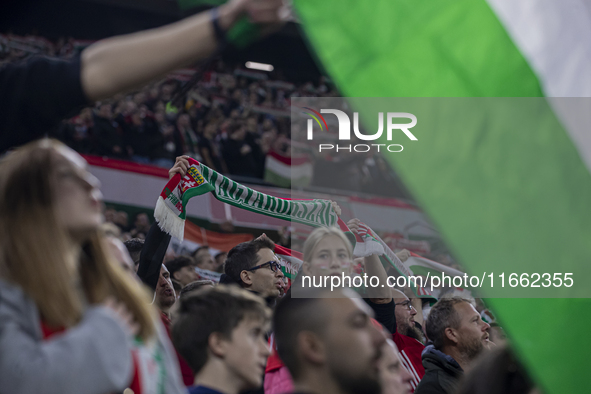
[0,148,535,394]
[1,32,401,196]
[0,1,538,393]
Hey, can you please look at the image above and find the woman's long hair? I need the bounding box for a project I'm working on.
[0,139,156,340]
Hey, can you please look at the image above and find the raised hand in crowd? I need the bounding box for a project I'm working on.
[396,249,411,263]
[169,155,191,180]
[347,217,362,233]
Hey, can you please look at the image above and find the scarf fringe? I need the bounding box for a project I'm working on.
[154,196,185,241]
[353,237,385,257]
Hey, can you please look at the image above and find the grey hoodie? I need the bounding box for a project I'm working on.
[414,344,464,394]
[0,278,185,394]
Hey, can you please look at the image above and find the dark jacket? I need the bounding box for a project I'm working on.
[414,345,463,394]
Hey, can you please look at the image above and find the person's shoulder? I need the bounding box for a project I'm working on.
[414,370,444,394]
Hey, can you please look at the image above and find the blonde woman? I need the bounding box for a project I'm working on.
[300,222,391,301]
[0,139,184,394]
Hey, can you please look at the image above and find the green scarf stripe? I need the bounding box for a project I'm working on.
[196,162,338,227]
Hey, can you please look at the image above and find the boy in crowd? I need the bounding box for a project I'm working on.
[172,286,272,394]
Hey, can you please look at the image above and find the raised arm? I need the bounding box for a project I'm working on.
[347,218,391,302]
[136,156,191,292]
[81,0,283,101]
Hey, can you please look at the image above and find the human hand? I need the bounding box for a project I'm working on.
[395,249,411,263]
[347,218,361,234]
[225,0,285,26]
[240,144,252,155]
[330,201,341,217]
[169,155,190,180]
[255,233,269,242]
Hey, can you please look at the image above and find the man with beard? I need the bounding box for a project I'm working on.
[273,288,386,394]
[414,297,491,394]
[394,292,424,343]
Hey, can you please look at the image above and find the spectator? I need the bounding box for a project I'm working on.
[179,280,216,299]
[156,264,177,317]
[105,236,136,275]
[192,245,211,262]
[167,256,200,288]
[222,237,285,304]
[132,212,151,237]
[393,291,425,343]
[177,112,200,156]
[457,345,536,394]
[123,109,158,163]
[123,237,144,272]
[198,122,227,173]
[195,252,216,272]
[0,139,184,394]
[222,122,260,178]
[273,288,386,394]
[93,103,123,157]
[172,286,272,394]
[298,221,390,301]
[386,289,426,392]
[379,339,414,394]
[414,297,492,394]
[113,210,130,232]
[214,251,227,273]
[296,223,425,392]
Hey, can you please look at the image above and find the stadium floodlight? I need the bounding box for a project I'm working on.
[245,61,274,72]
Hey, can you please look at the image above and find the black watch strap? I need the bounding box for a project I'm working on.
[211,7,227,44]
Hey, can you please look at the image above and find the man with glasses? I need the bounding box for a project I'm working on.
[222,236,286,305]
[391,289,426,392]
[368,288,426,393]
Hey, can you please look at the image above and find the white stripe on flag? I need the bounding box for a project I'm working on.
[487,0,591,98]
[486,0,591,177]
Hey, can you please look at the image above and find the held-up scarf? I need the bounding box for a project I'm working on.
[154,158,339,241]
[354,221,436,299]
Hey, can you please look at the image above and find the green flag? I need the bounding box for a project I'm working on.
[294,0,591,393]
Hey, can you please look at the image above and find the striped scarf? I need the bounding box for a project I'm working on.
[154,158,339,241]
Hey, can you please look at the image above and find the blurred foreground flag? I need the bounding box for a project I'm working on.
[294,0,591,393]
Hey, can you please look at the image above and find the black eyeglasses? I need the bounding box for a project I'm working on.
[246,261,281,273]
[395,300,415,311]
